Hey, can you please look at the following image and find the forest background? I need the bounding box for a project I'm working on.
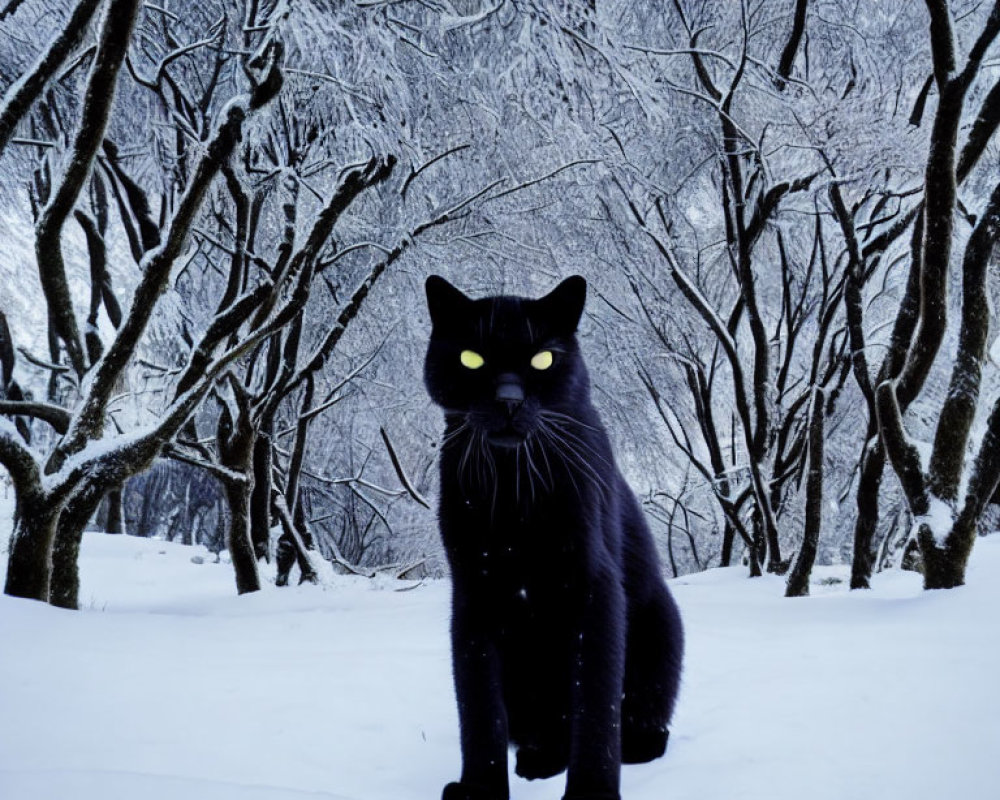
[3,0,1000,607]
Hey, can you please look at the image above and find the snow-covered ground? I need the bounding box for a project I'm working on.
[1,521,999,800]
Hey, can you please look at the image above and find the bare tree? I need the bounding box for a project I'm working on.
[846,0,1000,589]
[607,0,882,578]
[879,167,1000,587]
[0,0,104,154]
[0,1,311,605]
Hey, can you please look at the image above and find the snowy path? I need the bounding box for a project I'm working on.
[2,530,999,800]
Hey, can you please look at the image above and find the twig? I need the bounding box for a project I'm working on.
[380,426,431,509]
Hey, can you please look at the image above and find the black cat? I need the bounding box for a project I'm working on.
[424,275,684,800]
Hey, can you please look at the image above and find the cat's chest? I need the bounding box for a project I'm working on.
[453,485,583,560]
[470,537,582,625]
[447,449,592,525]
[450,500,587,602]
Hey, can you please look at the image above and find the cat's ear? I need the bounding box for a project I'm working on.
[539,275,587,333]
[426,275,472,329]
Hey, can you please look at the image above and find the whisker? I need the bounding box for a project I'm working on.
[477,430,498,522]
[457,428,476,496]
[537,423,587,500]
[539,409,601,433]
[539,414,613,470]
[523,434,548,496]
[515,444,522,506]
[536,430,556,490]
[537,419,610,499]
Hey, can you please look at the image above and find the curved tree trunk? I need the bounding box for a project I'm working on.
[786,388,824,597]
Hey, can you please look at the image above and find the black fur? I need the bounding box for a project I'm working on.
[424,275,684,800]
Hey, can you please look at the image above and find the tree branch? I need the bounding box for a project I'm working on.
[927,180,1000,500]
[55,34,284,469]
[34,0,143,376]
[0,0,104,157]
[875,381,928,514]
[0,417,41,491]
[775,0,808,89]
[0,400,70,434]
[380,426,430,509]
[957,394,1000,534]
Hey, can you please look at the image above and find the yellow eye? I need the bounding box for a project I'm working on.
[530,350,554,370]
[460,349,485,369]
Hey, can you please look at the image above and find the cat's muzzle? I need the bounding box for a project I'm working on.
[489,375,526,447]
[487,429,526,448]
[495,373,524,414]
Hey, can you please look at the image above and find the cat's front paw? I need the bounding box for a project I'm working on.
[515,744,568,780]
[441,781,507,800]
[621,725,669,764]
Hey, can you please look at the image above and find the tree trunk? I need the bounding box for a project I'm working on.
[850,439,884,589]
[917,523,971,590]
[223,476,260,594]
[720,521,735,567]
[918,393,1000,589]
[274,491,318,586]
[250,426,273,560]
[786,389,824,597]
[4,490,59,602]
[293,500,318,583]
[50,483,105,609]
[95,485,125,534]
[763,515,786,575]
[137,471,160,537]
[748,509,764,578]
[105,487,124,534]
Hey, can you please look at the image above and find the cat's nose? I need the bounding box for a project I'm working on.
[495,374,524,416]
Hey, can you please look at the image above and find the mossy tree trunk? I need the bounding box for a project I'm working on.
[50,483,106,609]
[4,490,60,602]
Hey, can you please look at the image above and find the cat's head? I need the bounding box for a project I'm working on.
[424,275,588,448]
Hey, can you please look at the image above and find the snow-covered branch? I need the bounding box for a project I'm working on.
[0,0,104,156]
[34,0,142,376]
[56,35,285,469]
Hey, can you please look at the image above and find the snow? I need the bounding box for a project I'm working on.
[916,495,955,547]
[1,522,1000,800]
[990,332,1000,366]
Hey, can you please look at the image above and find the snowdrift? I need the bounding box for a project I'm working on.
[1,528,999,800]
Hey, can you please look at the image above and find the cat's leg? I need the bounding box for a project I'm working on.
[513,697,569,781]
[563,568,626,800]
[512,697,569,780]
[508,646,570,780]
[621,583,684,764]
[443,582,509,800]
